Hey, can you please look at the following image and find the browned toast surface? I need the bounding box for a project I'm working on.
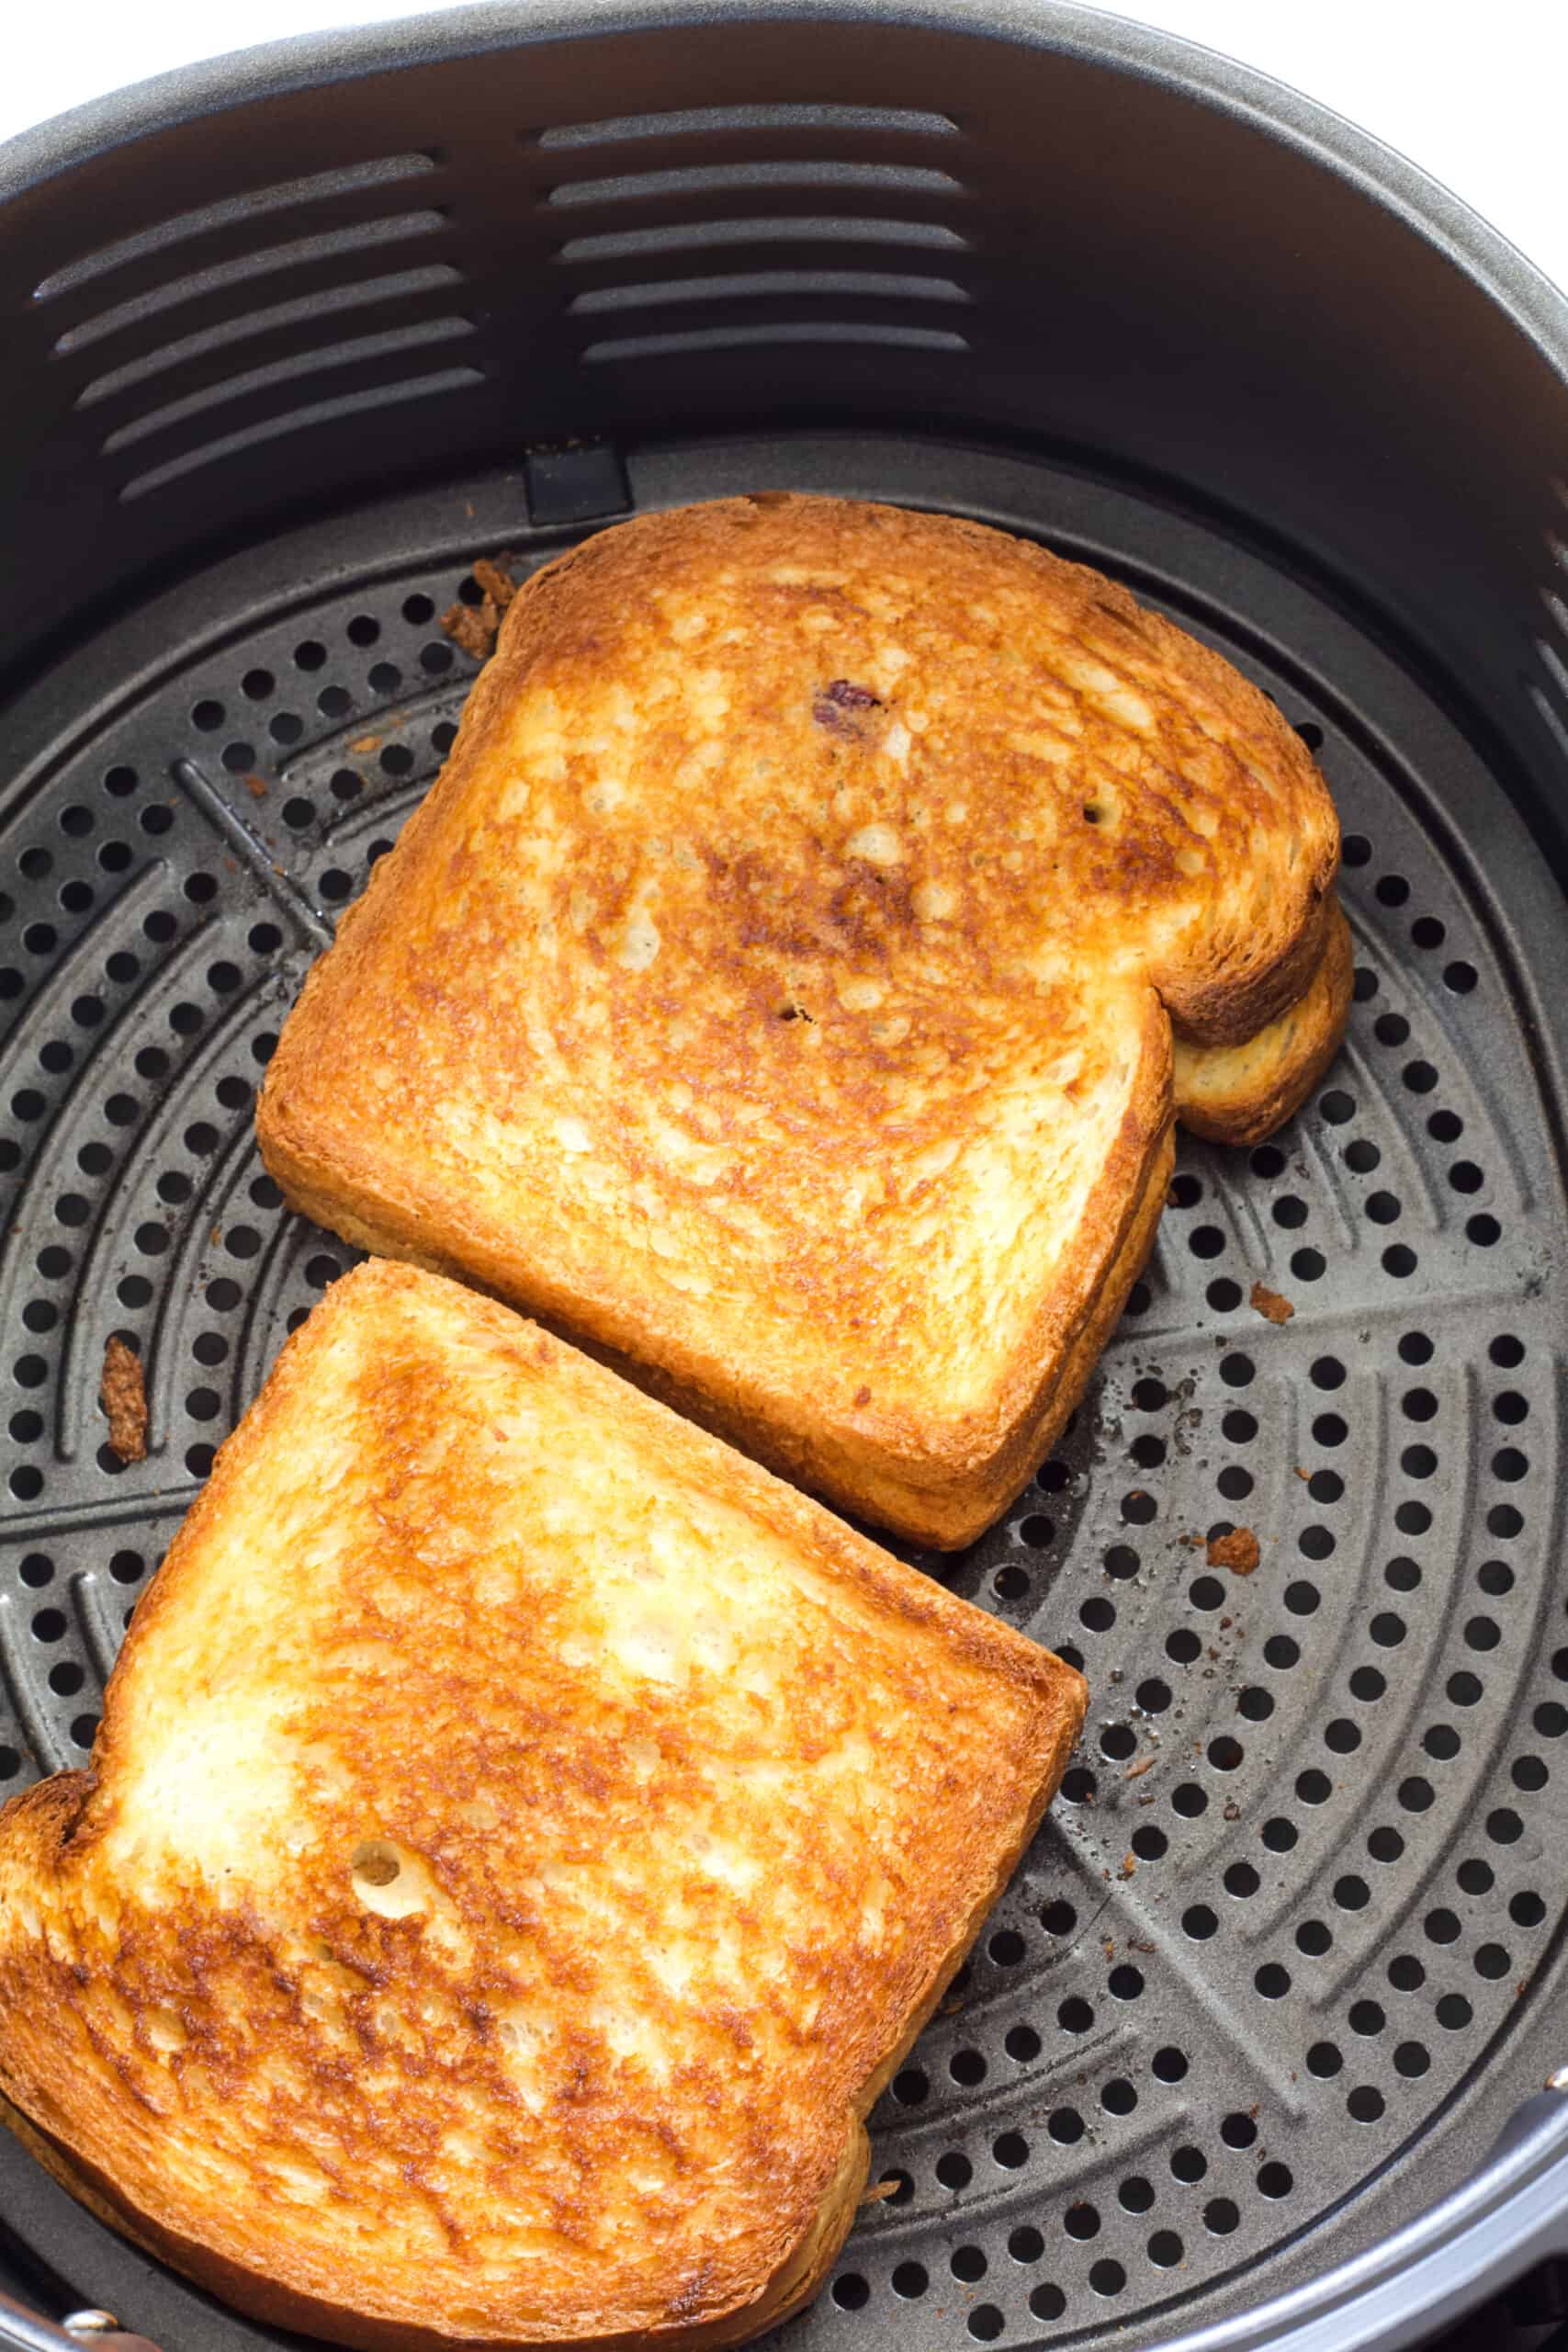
[259,496,1344,1544]
[0,1261,1085,2351]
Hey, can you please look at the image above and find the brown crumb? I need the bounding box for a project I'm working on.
[1208,1527,1260,1576]
[1123,1756,1155,1780]
[472,555,518,611]
[1122,1852,1136,1876]
[100,1337,148,1464]
[938,1995,964,2017]
[243,774,268,800]
[1250,1281,1294,1325]
[349,733,382,755]
[1102,1939,1115,1961]
[441,596,501,662]
[859,2177,901,2206]
[1294,1464,1311,1481]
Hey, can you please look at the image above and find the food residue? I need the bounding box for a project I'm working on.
[1250,1281,1294,1325]
[440,556,518,663]
[473,556,518,612]
[243,774,268,800]
[101,1336,148,1464]
[1208,1526,1261,1576]
[1124,1756,1155,1781]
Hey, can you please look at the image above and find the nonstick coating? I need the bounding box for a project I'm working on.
[1,430,1566,2352]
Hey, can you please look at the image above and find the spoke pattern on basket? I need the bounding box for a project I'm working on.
[0,1487,202,1546]
[171,757,334,946]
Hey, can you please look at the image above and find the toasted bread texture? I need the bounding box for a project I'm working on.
[258,495,1344,1546]
[0,1261,1085,2352]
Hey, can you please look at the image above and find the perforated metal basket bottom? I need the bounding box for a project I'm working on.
[1,434,1565,2352]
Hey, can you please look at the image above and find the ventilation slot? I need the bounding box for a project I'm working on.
[99,321,477,456]
[569,269,970,318]
[32,155,442,302]
[53,215,449,356]
[1530,488,1568,768]
[559,217,970,266]
[581,323,969,365]
[536,103,960,147]
[545,162,964,209]
[117,369,482,503]
[74,267,465,410]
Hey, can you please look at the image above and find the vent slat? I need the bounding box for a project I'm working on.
[537,103,961,148]
[569,270,971,317]
[117,368,482,503]
[546,162,964,209]
[53,215,449,356]
[73,267,466,411]
[580,322,970,365]
[100,320,477,456]
[32,155,441,303]
[558,216,970,266]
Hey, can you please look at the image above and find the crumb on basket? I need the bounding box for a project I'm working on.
[1207,1526,1260,1576]
[243,774,267,800]
[1123,1755,1155,1780]
[859,2177,902,2207]
[101,1336,148,1464]
[472,555,518,611]
[440,556,520,664]
[440,599,499,662]
[1250,1281,1294,1324]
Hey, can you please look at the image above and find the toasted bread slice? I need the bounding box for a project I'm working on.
[259,495,1344,1546]
[0,1261,1085,2352]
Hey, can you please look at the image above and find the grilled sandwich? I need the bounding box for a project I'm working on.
[0,1260,1085,2351]
[259,495,1348,1545]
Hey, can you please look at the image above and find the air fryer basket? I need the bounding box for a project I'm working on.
[2,8,1567,2352]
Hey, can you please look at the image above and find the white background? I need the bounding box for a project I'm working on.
[4,0,1567,298]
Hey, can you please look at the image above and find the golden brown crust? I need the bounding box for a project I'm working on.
[1174,900,1353,1144]
[0,1262,1085,2351]
[259,494,1344,1548]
